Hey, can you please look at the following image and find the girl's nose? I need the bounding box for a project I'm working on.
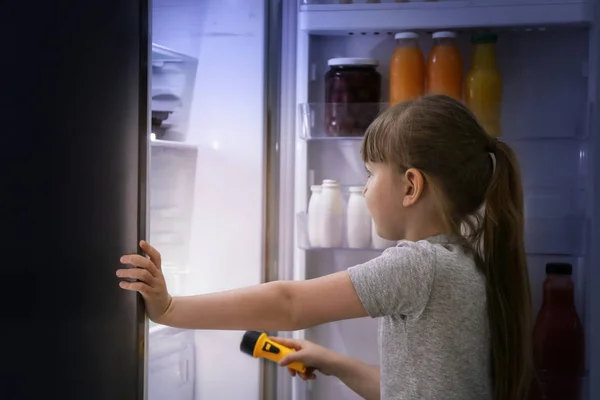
[362,186,368,196]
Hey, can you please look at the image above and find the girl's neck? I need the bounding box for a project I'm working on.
[403,219,451,242]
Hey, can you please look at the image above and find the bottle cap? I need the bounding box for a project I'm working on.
[471,33,498,44]
[394,32,419,40]
[240,330,262,356]
[432,31,457,39]
[328,57,379,67]
[322,179,340,187]
[546,262,573,275]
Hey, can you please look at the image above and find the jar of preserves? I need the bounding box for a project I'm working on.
[325,57,382,137]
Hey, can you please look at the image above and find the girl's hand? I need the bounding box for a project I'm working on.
[270,337,340,380]
[116,240,172,323]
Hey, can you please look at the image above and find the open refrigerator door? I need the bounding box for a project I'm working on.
[147,43,199,400]
[276,1,600,399]
[149,1,270,399]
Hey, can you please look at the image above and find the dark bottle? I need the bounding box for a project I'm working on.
[532,262,585,400]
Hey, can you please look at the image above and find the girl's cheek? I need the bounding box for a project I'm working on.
[364,186,375,215]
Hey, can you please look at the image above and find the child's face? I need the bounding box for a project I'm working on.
[363,162,409,241]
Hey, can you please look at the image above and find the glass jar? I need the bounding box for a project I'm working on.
[325,57,381,137]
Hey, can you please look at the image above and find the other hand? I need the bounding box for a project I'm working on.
[270,337,339,380]
[116,240,172,323]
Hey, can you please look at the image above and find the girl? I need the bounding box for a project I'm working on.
[117,95,533,400]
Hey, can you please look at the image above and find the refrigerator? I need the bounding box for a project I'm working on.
[2,1,599,400]
[279,1,600,399]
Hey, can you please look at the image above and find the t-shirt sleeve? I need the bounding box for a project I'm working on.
[348,241,436,318]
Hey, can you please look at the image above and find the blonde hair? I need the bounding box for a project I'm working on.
[362,95,533,400]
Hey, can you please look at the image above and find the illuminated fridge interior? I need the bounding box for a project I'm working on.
[290,1,600,400]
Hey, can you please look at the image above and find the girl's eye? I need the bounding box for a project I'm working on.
[364,166,371,177]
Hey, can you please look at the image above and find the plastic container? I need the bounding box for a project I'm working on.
[307,185,322,247]
[532,263,585,400]
[324,57,382,137]
[319,179,345,248]
[426,31,463,100]
[346,187,371,248]
[390,32,425,105]
[465,33,503,137]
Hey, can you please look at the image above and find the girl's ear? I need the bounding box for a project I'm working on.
[402,168,425,207]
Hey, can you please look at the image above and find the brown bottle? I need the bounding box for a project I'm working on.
[532,263,585,400]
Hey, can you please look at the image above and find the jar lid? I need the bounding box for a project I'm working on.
[310,185,322,191]
[546,262,573,275]
[394,32,419,40]
[322,179,339,187]
[471,32,498,44]
[349,186,364,193]
[328,57,379,67]
[432,31,457,39]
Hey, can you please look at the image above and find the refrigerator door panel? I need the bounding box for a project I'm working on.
[586,0,600,397]
[151,0,269,398]
[148,326,195,400]
[0,0,149,399]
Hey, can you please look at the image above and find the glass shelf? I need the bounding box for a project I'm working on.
[296,211,586,256]
[299,103,388,140]
[151,43,187,66]
[150,136,198,150]
[299,0,590,33]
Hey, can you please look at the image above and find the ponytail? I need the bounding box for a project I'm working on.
[482,140,533,399]
[360,95,535,399]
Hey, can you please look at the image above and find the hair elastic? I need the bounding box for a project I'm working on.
[489,152,497,175]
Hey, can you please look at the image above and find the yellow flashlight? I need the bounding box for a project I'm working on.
[240,330,307,374]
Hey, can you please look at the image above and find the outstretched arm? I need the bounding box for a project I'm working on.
[117,241,369,330]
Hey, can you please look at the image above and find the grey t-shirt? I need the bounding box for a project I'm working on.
[348,234,491,400]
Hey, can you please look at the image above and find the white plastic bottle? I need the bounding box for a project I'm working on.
[371,218,397,249]
[319,179,344,248]
[346,187,371,248]
[307,185,322,248]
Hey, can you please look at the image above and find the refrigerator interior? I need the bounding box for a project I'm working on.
[291,2,598,400]
[151,44,198,142]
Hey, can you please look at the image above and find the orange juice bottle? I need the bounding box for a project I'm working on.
[465,33,503,137]
[389,32,425,105]
[426,31,463,100]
